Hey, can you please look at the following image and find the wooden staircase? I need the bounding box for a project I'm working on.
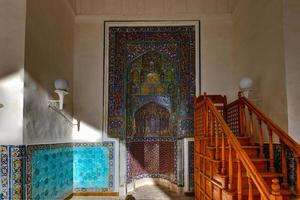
[194,93,300,200]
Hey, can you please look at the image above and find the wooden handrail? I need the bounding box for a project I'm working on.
[205,97,272,199]
[195,94,300,199]
[240,97,300,157]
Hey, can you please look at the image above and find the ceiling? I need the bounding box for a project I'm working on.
[68,0,240,16]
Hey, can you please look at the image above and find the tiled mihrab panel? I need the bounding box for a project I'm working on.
[27,144,73,200]
[73,143,114,192]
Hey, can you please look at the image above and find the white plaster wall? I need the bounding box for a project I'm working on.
[0,0,26,144]
[232,0,288,130]
[283,0,300,143]
[24,0,75,144]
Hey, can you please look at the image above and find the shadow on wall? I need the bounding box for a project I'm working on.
[23,70,104,144]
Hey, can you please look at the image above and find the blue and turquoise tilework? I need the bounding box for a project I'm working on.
[27,144,73,200]
[0,142,114,200]
[73,143,114,192]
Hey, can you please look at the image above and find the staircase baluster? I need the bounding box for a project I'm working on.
[237,155,242,200]
[203,144,206,196]
[210,114,214,147]
[296,157,300,198]
[257,118,264,158]
[205,105,209,137]
[280,141,288,189]
[248,174,253,200]
[228,143,233,191]
[221,131,226,175]
[249,110,255,145]
[210,156,213,199]
[215,119,220,173]
[268,127,275,173]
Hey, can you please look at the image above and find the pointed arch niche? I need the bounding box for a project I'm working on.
[103,21,200,194]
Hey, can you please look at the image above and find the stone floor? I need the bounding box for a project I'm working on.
[71,185,194,200]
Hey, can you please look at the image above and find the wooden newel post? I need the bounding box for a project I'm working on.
[270,178,283,200]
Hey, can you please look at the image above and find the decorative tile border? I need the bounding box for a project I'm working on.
[188,141,194,191]
[10,146,26,200]
[0,146,9,200]
[0,145,26,200]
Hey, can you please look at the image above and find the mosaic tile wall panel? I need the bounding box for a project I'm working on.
[108,26,196,138]
[0,145,26,200]
[27,144,73,200]
[127,138,176,183]
[73,143,114,192]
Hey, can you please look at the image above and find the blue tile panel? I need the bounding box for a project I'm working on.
[27,144,73,200]
[73,143,114,192]
[0,142,114,199]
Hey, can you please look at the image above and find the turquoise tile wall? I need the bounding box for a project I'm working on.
[0,143,114,200]
[73,143,114,192]
[27,144,73,200]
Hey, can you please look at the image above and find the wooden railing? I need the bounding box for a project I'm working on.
[194,94,286,200]
[226,94,300,197]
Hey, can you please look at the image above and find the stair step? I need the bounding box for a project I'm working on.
[229,158,269,172]
[207,145,261,159]
[201,136,251,146]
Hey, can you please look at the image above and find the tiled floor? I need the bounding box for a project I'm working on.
[71,185,194,200]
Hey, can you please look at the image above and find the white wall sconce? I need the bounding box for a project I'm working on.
[48,79,80,130]
[239,77,253,98]
[49,79,69,110]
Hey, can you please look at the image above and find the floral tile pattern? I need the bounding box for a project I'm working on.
[10,146,26,200]
[0,145,26,200]
[0,146,9,200]
[127,138,176,183]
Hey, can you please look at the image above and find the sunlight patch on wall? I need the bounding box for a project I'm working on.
[0,69,23,144]
[72,120,102,142]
